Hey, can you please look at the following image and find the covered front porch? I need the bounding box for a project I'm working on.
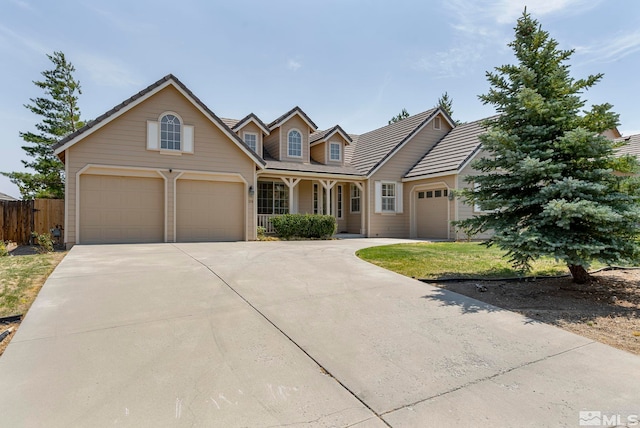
[255,174,367,236]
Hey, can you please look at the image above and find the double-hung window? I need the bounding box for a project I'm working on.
[381,183,396,212]
[374,181,402,213]
[244,132,257,152]
[350,184,361,213]
[329,142,341,161]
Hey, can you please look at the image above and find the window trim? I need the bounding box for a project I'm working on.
[381,182,396,213]
[350,184,361,213]
[160,111,183,151]
[243,131,258,152]
[287,128,303,158]
[329,141,341,162]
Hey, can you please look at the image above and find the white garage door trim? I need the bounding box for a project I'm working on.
[409,182,451,239]
[76,164,167,244]
[174,171,248,242]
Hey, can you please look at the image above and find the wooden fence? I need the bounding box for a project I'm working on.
[0,199,64,245]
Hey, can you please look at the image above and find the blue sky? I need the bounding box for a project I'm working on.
[1,0,639,198]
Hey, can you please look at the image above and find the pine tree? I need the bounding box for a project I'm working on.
[455,11,640,284]
[3,51,83,199]
[436,91,462,125]
[437,92,454,118]
[388,108,410,124]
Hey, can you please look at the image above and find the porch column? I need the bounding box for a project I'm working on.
[355,181,365,235]
[319,179,337,216]
[281,177,301,214]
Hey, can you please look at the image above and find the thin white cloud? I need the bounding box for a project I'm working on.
[575,31,640,64]
[8,0,34,11]
[415,45,485,78]
[0,24,48,54]
[417,0,604,77]
[287,59,302,71]
[75,53,141,88]
[488,0,603,24]
[86,5,156,34]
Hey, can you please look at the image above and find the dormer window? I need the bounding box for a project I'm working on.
[244,132,258,152]
[329,142,341,161]
[161,114,181,150]
[288,129,302,157]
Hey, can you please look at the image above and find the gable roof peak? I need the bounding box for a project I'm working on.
[268,106,318,131]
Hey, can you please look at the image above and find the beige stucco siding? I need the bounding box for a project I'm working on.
[368,116,452,238]
[65,85,256,244]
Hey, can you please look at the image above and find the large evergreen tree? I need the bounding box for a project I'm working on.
[3,51,83,199]
[455,11,640,284]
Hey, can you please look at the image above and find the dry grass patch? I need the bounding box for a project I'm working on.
[0,251,66,356]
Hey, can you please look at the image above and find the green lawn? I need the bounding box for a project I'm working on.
[356,242,578,279]
[0,252,66,317]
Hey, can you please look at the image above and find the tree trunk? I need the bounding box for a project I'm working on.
[568,264,590,284]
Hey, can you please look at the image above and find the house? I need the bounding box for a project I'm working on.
[51,74,502,247]
[0,192,18,201]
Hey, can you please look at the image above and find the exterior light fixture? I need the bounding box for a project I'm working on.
[249,185,255,196]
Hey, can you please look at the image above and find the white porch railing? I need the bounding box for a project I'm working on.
[257,214,278,234]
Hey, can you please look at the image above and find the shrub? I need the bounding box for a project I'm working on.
[32,233,54,254]
[271,214,336,239]
[0,241,8,257]
[256,226,266,238]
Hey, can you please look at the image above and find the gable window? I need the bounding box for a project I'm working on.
[244,132,258,152]
[329,142,341,161]
[161,114,181,150]
[288,129,302,157]
[350,184,361,213]
[381,183,396,212]
[258,181,288,214]
[433,116,442,130]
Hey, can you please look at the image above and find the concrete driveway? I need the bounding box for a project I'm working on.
[1,239,639,427]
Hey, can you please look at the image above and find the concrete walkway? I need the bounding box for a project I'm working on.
[1,239,638,427]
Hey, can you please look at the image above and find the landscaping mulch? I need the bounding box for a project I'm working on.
[428,269,640,355]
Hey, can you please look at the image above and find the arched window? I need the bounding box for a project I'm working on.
[288,129,302,157]
[161,114,181,150]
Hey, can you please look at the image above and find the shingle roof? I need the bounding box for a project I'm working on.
[347,108,439,175]
[0,192,18,201]
[264,155,364,176]
[310,125,353,145]
[405,117,491,179]
[231,113,270,135]
[267,106,318,131]
[52,74,266,167]
[615,134,640,158]
[220,118,239,128]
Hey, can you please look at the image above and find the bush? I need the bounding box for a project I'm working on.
[32,233,54,254]
[0,241,8,257]
[271,214,337,239]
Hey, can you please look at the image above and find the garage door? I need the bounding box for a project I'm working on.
[416,188,449,239]
[176,179,244,242]
[79,175,164,244]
